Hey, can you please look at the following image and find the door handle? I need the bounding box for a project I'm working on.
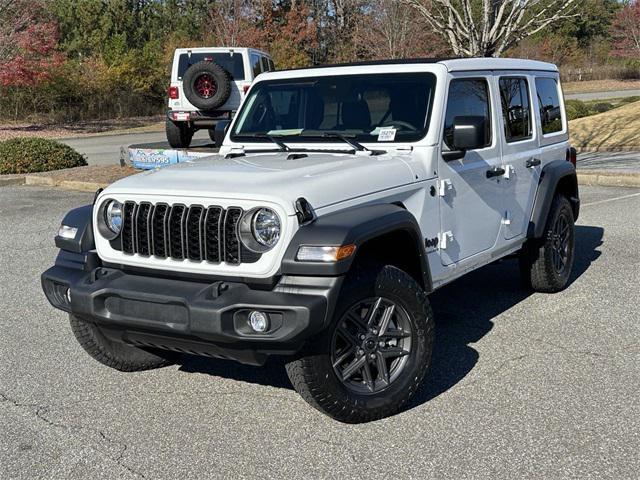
[526,158,541,168]
[486,167,506,178]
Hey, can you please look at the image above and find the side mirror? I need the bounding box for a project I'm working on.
[443,116,487,161]
[214,119,231,148]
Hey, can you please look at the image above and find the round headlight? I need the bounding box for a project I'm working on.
[104,200,123,234]
[252,208,281,248]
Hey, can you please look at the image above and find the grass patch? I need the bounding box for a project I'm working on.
[563,79,640,94]
[570,100,640,151]
[0,137,87,174]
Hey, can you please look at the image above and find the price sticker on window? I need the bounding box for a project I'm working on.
[377,127,396,142]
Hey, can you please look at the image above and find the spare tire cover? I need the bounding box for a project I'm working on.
[182,60,232,110]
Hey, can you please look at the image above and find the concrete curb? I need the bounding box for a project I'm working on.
[0,176,26,187]
[577,170,640,188]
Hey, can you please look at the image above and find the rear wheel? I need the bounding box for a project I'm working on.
[519,194,575,292]
[165,118,194,148]
[286,265,434,423]
[69,315,176,371]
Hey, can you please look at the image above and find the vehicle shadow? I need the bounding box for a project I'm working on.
[177,225,604,403]
[406,224,603,410]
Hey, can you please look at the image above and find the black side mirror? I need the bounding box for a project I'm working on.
[443,115,487,161]
[214,119,231,148]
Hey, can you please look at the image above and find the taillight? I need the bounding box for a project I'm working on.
[243,84,250,94]
[168,86,179,99]
[566,147,577,167]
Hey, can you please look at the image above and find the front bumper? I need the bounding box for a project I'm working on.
[42,253,343,365]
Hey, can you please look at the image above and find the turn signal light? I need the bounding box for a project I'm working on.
[296,244,356,262]
[566,147,577,167]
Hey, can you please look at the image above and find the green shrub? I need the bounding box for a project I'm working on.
[0,137,87,174]
[618,96,640,106]
[565,100,590,120]
[592,102,614,114]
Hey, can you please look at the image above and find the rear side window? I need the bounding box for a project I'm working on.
[260,56,270,73]
[444,78,492,149]
[251,53,262,77]
[499,77,532,143]
[178,53,245,80]
[535,78,563,135]
[267,58,275,71]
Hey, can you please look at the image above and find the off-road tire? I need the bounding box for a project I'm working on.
[519,194,575,293]
[69,314,175,372]
[165,118,194,148]
[208,128,221,147]
[285,265,434,423]
[182,61,231,110]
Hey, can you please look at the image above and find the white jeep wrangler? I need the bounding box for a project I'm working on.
[165,47,274,148]
[43,58,579,423]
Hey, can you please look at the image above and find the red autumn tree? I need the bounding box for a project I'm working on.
[0,0,62,88]
[611,1,640,58]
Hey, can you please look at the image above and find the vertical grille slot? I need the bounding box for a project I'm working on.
[168,205,187,259]
[204,206,222,263]
[121,201,137,254]
[186,205,205,261]
[135,202,153,256]
[151,203,169,257]
[223,207,243,264]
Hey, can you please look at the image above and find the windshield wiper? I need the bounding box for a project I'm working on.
[299,132,385,155]
[234,133,291,152]
[321,132,368,152]
[254,133,291,152]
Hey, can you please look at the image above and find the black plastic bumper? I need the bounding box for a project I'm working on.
[42,253,343,366]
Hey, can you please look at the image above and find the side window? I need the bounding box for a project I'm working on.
[444,78,492,149]
[267,58,275,71]
[499,77,532,143]
[535,78,563,135]
[260,56,270,73]
[250,53,262,77]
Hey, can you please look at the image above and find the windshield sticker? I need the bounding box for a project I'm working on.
[377,127,396,142]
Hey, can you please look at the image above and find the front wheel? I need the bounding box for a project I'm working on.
[285,265,434,423]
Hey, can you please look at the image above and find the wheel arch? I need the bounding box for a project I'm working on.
[527,160,580,239]
[281,203,433,293]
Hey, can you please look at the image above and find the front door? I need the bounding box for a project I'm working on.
[497,75,541,240]
[438,75,504,266]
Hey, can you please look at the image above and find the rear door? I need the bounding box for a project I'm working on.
[497,75,540,240]
[438,74,504,266]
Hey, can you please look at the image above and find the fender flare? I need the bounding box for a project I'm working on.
[281,203,433,292]
[527,160,580,239]
[55,205,95,254]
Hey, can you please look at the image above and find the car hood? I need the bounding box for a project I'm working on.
[106,150,418,215]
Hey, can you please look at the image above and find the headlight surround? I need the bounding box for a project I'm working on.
[97,199,123,240]
[239,207,281,253]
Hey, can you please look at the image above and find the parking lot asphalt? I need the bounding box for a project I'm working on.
[1,185,638,479]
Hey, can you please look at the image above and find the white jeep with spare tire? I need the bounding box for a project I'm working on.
[43,58,580,423]
[165,47,274,148]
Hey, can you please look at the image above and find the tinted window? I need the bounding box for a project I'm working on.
[250,53,262,77]
[267,58,275,71]
[232,73,437,143]
[535,78,563,135]
[178,53,245,80]
[444,79,492,149]
[499,77,532,142]
[260,56,269,73]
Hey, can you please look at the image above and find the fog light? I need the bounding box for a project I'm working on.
[248,311,269,333]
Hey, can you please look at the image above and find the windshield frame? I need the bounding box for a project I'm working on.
[230,72,437,145]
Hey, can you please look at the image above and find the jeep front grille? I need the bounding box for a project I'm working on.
[117,201,260,264]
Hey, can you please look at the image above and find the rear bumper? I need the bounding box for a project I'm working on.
[167,109,233,127]
[42,256,343,365]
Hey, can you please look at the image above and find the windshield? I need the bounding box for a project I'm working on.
[231,72,436,144]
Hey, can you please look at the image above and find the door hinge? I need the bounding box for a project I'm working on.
[503,165,513,180]
[501,211,511,225]
[439,231,454,250]
[439,179,452,197]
